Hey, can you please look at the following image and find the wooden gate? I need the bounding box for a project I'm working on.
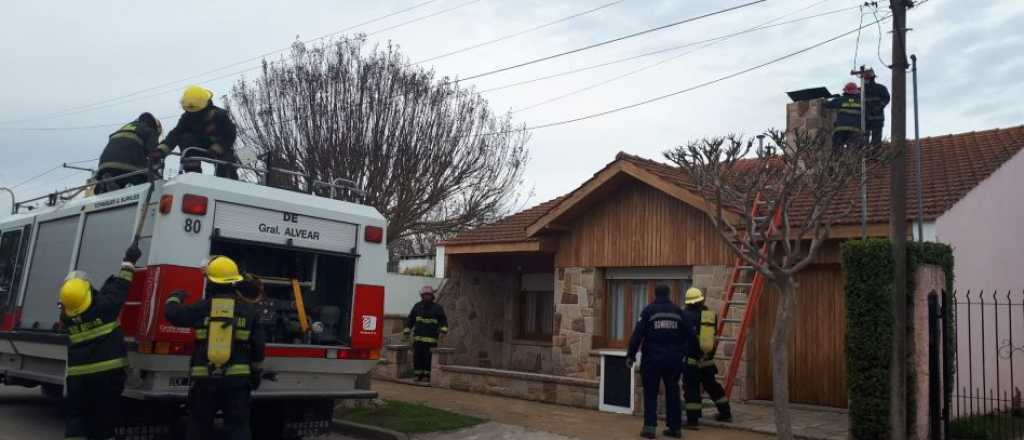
[752,264,848,408]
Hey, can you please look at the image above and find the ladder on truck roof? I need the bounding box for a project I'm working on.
[714,191,782,400]
[10,148,365,214]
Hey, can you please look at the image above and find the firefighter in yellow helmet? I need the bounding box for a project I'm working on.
[60,243,141,440]
[164,255,265,440]
[156,85,239,180]
[681,287,732,428]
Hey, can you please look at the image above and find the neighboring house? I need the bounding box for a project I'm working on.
[397,254,436,276]
[432,119,1024,410]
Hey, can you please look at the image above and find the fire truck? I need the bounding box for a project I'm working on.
[0,163,386,439]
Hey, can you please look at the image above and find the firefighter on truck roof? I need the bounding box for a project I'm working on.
[94,112,162,194]
[59,243,141,440]
[164,255,266,440]
[156,85,239,180]
[404,285,448,383]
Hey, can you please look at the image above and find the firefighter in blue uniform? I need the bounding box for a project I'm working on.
[626,285,692,439]
[682,287,733,429]
[165,256,266,440]
[863,68,891,145]
[404,286,448,382]
[59,243,141,440]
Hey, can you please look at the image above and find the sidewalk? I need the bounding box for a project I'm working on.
[372,380,770,440]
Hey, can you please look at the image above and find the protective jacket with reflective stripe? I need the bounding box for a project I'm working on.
[405,301,447,344]
[159,105,237,158]
[164,291,265,378]
[864,80,890,121]
[683,304,718,366]
[98,120,160,173]
[826,94,863,132]
[61,266,133,377]
[626,296,693,368]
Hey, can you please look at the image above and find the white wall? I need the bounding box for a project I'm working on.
[935,148,1024,414]
[435,246,446,278]
[383,272,443,316]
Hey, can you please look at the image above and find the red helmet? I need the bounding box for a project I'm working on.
[843,82,860,94]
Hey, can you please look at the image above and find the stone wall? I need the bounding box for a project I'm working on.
[552,267,604,379]
[786,97,837,150]
[509,341,554,374]
[436,264,518,369]
[431,362,600,409]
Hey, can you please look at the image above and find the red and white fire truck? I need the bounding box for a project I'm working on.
[0,170,386,439]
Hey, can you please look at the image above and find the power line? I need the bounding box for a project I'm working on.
[458,0,767,83]
[9,165,62,189]
[476,13,895,137]
[853,4,865,69]
[411,0,628,65]
[0,0,449,125]
[510,0,841,113]
[481,4,860,94]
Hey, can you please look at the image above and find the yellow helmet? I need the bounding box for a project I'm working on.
[685,287,705,304]
[204,256,243,285]
[60,272,93,317]
[181,85,213,113]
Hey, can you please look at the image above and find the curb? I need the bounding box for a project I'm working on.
[332,419,410,440]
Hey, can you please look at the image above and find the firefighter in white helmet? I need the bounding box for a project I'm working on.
[59,243,141,440]
[403,285,448,383]
[165,255,266,440]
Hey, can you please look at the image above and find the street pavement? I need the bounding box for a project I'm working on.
[0,384,357,440]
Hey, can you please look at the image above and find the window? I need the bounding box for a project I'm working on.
[0,226,30,311]
[519,291,554,341]
[603,278,691,348]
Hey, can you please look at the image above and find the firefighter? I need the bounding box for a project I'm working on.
[94,113,161,194]
[164,255,266,440]
[682,287,733,429]
[59,243,141,440]
[403,285,447,383]
[626,285,691,439]
[157,85,239,180]
[863,68,891,145]
[825,82,863,149]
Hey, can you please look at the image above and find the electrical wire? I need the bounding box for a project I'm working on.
[473,13,895,138]
[411,0,629,65]
[511,0,840,114]
[0,0,447,125]
[457,0,766,83]
[872,6,889,68]
[853,4,865,69]
[9,165,62,189]
[481,4,860,94]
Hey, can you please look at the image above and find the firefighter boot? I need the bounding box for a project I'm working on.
[663,428,683,438]
[640,425,656,439]
[716,404,733,422]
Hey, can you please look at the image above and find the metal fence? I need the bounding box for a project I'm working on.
[947,290,1024,439]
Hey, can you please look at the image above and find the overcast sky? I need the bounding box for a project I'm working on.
[1,0,1021,217]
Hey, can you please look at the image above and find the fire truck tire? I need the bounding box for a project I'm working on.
[40,383,63,401]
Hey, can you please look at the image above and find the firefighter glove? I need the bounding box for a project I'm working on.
[168,290,188,304]
[124,244,142,265]
[626,356,635,370]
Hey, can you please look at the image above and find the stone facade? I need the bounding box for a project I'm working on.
[552,267,604,379]
[435,264,518,369]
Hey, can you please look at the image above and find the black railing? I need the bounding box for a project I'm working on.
[948,290,1024,440]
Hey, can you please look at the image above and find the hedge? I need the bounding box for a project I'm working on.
[841,239,954,440]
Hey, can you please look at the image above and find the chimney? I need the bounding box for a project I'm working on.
[785,98,836,152]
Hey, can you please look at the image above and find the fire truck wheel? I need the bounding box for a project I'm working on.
[40,383,63,401]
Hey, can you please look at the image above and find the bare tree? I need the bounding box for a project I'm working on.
[665,130,886,439]
[227,36,529,247]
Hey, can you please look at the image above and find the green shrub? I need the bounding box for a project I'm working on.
[842,239,954,440]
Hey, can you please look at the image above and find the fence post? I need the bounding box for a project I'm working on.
[928,293,942,439]
[941,290,952,439]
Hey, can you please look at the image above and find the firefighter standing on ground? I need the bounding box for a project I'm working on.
[863,68,891,145]
[59,243,141,440]
[404,286,448,382]
[682,287,733,428]
[164,256,266,440]
[626,285,692,439]
[157,85,239,180]
[826,82,863,149]
[95,113,161,194]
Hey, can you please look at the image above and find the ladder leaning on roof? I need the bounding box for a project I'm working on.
[714,191,783,399]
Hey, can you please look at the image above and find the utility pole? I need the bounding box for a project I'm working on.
[911,54,924,242]
[889,1,910,439]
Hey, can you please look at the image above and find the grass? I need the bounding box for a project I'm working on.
[950,413,1024,440]
[336,400,484,434]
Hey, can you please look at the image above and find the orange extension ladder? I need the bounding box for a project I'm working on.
[715,192,783,399]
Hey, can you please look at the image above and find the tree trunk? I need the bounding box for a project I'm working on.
[771,275,798,440]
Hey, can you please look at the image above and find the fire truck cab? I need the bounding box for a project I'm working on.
[0,172,386,439]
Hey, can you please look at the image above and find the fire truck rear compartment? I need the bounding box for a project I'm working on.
[210,240,355,346]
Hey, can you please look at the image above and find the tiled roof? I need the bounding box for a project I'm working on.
[443,125,1024,245]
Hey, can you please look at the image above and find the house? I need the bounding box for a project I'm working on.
[419,110,1024,410]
